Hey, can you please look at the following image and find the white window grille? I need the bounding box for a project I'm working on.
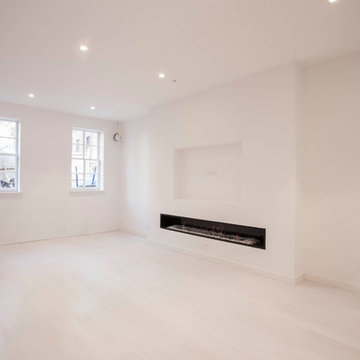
[71,128,103,190]
[0,118,20,192]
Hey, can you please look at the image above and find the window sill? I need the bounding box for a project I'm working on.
[70,189,105,193]
[0,191,22,194]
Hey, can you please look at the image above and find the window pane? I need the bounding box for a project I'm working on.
[0,138,16,154]
[0,170,16,189]
[72,144,84,158]
[85,145,98,159]
[71,174,84,188]
[71,173,84,180]
[72,180,84,188]
[0,120,16,138]
[85,173,98,187]
[72,128,102,190]
[71,159,84,174]
[85,132,98,146]
[0,121,18,192]
[0,155,16,170]
[72,130,83,145]
[85,160,98,174]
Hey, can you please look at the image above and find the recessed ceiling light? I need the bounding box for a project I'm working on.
[90,106,96,110]
[80,45,88,52]
[328,0,337,3]
[28,93,35,98]
[158,73,166,79]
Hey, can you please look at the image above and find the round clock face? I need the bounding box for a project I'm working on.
[113,132,121,142]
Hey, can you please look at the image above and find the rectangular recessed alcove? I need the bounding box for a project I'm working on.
[160,214,266,249]
[173,142,242,202]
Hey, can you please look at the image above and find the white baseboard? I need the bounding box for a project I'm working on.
[3,229,357,293]
[294,272,305,284]
[148,238,300,285]
[118,227,148,238]
[148,239,360,293]
[0,228,122,248]
[304,274,360,293]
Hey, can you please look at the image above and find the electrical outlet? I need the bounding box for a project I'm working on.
[199,240,208,251]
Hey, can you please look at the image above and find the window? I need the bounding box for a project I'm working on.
[71,128,103,190]
[0,118,20,192]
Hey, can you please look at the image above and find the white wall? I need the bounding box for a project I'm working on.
[301,53,360,289]
[0,102,122,245]
[118,118,149,236]
[121,64,300,282]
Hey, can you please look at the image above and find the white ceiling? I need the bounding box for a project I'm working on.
[0,0,359,120]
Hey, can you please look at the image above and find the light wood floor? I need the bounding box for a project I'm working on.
[0,232,359,360]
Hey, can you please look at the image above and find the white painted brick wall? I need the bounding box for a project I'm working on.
[0,101,122,245]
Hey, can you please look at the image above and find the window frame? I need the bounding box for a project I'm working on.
[0,117,20,193]
[71,127,104,191]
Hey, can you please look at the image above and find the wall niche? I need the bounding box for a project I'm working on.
[173,142,242,202]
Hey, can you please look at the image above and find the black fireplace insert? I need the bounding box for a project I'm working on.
[160,214,265,249]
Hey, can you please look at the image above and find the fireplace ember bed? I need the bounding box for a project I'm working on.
[160,214,266,249]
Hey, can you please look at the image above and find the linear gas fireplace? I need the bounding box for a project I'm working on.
[160,214,265,249]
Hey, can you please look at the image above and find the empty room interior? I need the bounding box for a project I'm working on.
[1,0,360,359]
